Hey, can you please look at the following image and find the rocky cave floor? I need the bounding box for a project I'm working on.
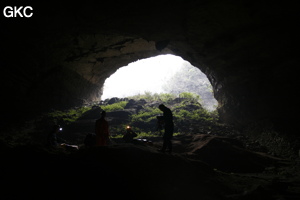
[1,124,300,200]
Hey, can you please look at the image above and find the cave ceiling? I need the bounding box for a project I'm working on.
[1,1,299,131]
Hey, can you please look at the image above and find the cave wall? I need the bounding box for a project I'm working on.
[1,1,299,137]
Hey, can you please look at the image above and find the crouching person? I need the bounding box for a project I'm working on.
[46,125,78,151]
[123,126,137,143]
[47,125,64,148]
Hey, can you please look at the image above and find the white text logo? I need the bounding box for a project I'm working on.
[3,6,33,18]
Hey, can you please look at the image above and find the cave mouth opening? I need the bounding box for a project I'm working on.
[101,54,218,111]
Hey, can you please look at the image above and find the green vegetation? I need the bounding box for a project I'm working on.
[179,92,202,103]
[173,101,213,121]
[47,106,91,124]
[162,63,218,110]
[125,92,218,136]
[101,101,128,112]
[47,101,128,125]
[45,92,218,139]
[131,107,161,123]
[0,92,221,149]
[3,92,218,146]
[171,99,217,133]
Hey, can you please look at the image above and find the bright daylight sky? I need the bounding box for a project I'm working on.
[101,54,189,99]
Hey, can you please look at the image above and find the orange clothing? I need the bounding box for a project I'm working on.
[95,117,109,146]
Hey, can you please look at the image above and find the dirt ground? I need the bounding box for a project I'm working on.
[1,134,300,200]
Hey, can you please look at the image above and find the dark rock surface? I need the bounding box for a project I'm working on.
[1,139,299,200]
[2,1,299,136]
[78,107,102,120]
[1,2,300,198]
[186,134,282,173]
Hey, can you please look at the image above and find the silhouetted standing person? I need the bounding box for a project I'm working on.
[95,111,109,146]
[156,116,164,136]
[158,104,174,153]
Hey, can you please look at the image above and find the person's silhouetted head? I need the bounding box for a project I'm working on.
[101,111,106,118]
[159,104,166,111]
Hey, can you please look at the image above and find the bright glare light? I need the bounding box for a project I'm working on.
[101,54,218,111]
[101,54,186,99]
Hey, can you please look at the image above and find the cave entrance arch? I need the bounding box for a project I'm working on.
[101,54,218,111]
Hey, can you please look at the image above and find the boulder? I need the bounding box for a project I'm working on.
[124,99,137,109]
[124,99,146,112]
[187,134,282,173]
[106,110,132,122]
[78,107,101,120]
[107,97,120,105]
